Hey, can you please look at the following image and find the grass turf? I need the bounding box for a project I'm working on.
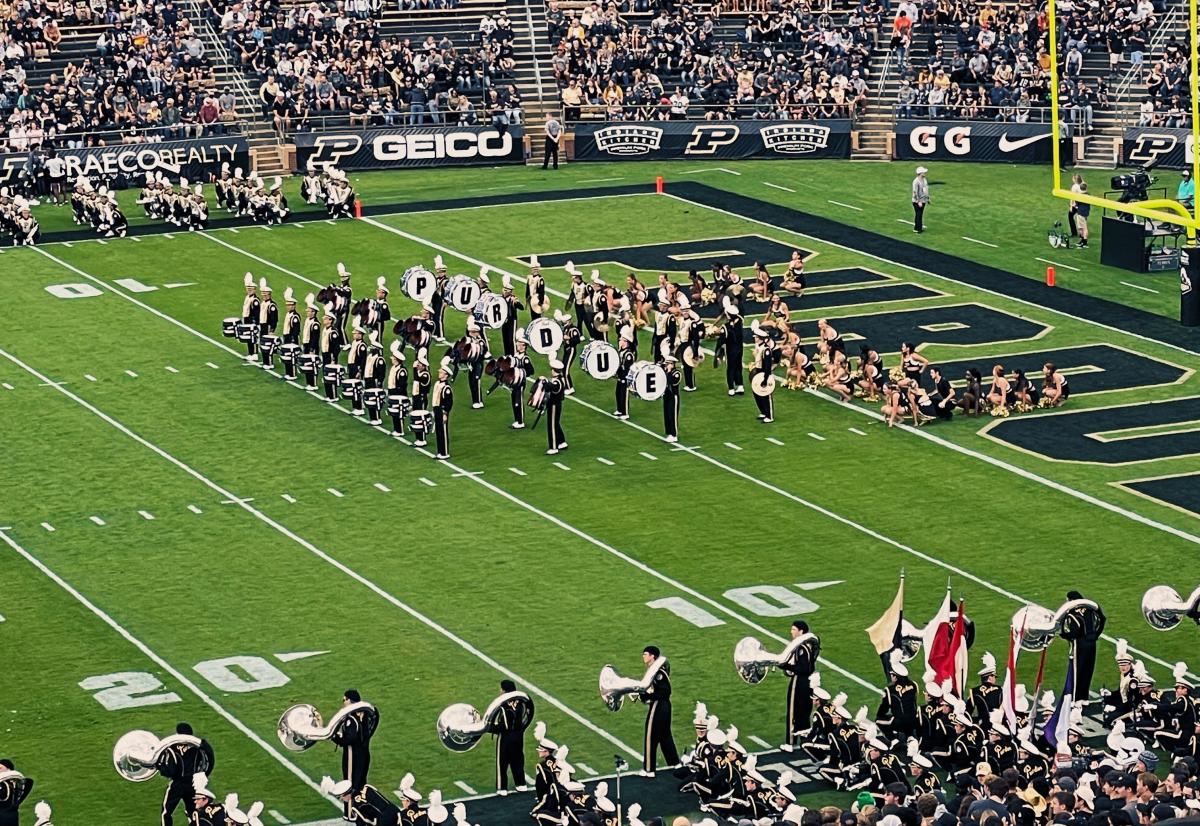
[2,178,1199,825]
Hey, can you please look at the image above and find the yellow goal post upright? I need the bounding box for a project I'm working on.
[1047,0,1200,240]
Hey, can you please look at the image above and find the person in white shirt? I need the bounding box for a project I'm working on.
[669,88,689,119]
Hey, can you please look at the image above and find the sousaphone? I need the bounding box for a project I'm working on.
[112,731,206,782]
[276,701,379,752]
[437,690,534,752]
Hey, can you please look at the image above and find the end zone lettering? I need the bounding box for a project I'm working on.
[372,130,513,161]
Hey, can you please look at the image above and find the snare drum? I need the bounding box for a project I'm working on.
[526,317,563,355]
[299,353,319,374]
[444,275,482,312]
[472,293,508,330]
[341,377,364,401]
[401,265,437,304]
[410,409,433,433]
[221,317,239,338]
[279,343,301,365]
[259,334,280,357]
[235,323,257,343]
[323,363,346,386]
[363,387,386,409]
[629,360,667,401]
[579,341,619,380]
[386,394,411,416]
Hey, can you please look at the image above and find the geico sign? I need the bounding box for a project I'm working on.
[908,125,972,155]
[372,130,513,160]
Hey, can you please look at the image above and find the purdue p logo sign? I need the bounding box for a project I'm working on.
[685,124,741,155]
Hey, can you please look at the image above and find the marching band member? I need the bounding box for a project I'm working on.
[613,328,636,420]
[750,321,779,422]
[432,358,455,460]
[983,709,1017,772]
[396,774,427,826]
[876,651,919,740]
[818,696,862,788]
[432,257,448,343]
[723,296,744,396]
[1102,639,1137,725]
[411,350,431,448]
[333,689,376,795]
[363,333,387,424]
[651,300,672,363]
[191,773,224,826]
[1060,591,1106,700]
[677,706,719,801]
[320,304,346,401]
[223,795,265,826]
[258,279,278,367]
[863,724,909,799]
[347,322,368,381]
[776,621,820,752]
[369,278,391,341]
[281,289,301,345]
[557,311,582,396]
[386,342,409,438]
[300,161,323,205]
[677,300,702,392]
[968,653,1000,728]
[500,275,524,357]
[635,645,679,777]
[1015,736,1051,783]
[156,723,215,826]
[526,256,549,320]
[477,266,491,297]
[510,331,533,430]
[301,293,321,389]
[214,163,232,211]
[267,177,289,225]
[493,680,530,795]
[662,354,681,443]
[1152,664,1195,753]
[323,776,400,826]
[0,759,33,826]
[188,185,209,231]
[947,699,984,780]
[544,359,567,455]
[327,169,354,218]
[241,273,260,359]
[332,263,354,335]
[530,724,567,826]
[567,264,595,338]
[12,200,39,245]
[464,320,489,409]
[907,740,941,795]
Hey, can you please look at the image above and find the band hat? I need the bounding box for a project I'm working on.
[376,276,388,294]
[620,326,635,344]
[260,278,271,294]
[744,754,768,784]
[988,709,1012,736]
[724,725,746,755]
[305,292,316,310]
[195,184,203,196]
[853,705,870,731]
[774,770,797,803]
[1173,662,1193,688]
[565,260,582,277]
[180,177,188,188]
[549,358,565,371]
[705,715,726,746]
[590,270,603,284]
[889,650,908,678]
[979,651,997,676]
[1069,705,1086,735]
[782,804,806,825]
[830,692,851,720]
[337,262,351,280]
[422,302,434,313]
[533,721,558,752]
[244,272,255,288]
[1014,683,1030,713]
[925,680,943,699]
[416,348,429,367]
[810,672,831,701]
[906,737,933,769]
[553,310,571,324]
[439,357,453,374]
[478,267,490,284]
[272,176,282,191]
[516,327,528,346]
[225,795,265,826]
[466,317,480,333]
[222,162,230,172]
[323,303,335,318]
[1132,661,1153,685]
[33,801,51,826]
[529,255,540,269]
[722,295,741,316]
[235,167,244,178]
[1039,690,1056,714]
[434,255,445,271]
[750,320,770,338]
[916,166,928,174]
[865,724,890,751]
[427,790,449,824]
[664,354,677,363]
[693,701,708,726]
[368,331,381,349]
[306,159,315,172]
[1115,638,1132,664]
[319,776,353,796]
[1018,739,1044,758]
[1075,774,1097,809]
[397,772,421,802]
[502,275,513,291]
[192,772,215,799]
[592,782,615,813]
[390,341,405,360]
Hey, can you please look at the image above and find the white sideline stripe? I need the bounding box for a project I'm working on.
[509,467,527,476]
[229,227,240,234]
[282,493,297,503]
[89,516,105,526]
[419,477,437,487]
[749,735,773,749]
[355,205,1199,679]
[807,432,826,441]
[165,366,180,373]
[41,522,55,532]
[1035,257,1081,272]
[849,427,867,436]
[553,461,571,470]
[577,177,626,183]
[766,437,785,446]
[373,482,390,492]
[163,233,174,240]
[763,182,796,193]
[138,510,155,520]
[0,528,332,803]
[0,345,644,760]
[188,505,203,514]
[828,200,863,211]
[268,811,290,824]
[639,451,658,461]
[962,236,999,248]
[724,442,743,451]
[597,457,615,465]
[1120,280,1159,294]
[326,488,344,498]
[453,781,477,795]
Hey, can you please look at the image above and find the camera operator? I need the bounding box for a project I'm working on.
[1177,169,1194,212]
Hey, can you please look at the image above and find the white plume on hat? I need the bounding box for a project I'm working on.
[907,736,933,768]
[775,769,797,802]
[705,715,725,746]
[502,274,513,290]
[693,701,708,725]
[1014,683,1030,713]
[283,287,295,304]
[830,692,850,719]
[565,260,582,277]
[452,803,475,826]
[549,358,565,371]
[810,671,831,700]
[889,649,909,677]
[989,708,1012,736]
[259,277,271,293]
[529,254,540,268]
[195,184,203,196]
[415,347,429,367]
[319,776,352,796]
[368,331,381,349]
[722,295,740,316]
[1039,689,1057,713]
[1174,661,1192,687]
[979,651,997,675]
[337,262,350,279]
[590,270,602,284]
[305,292,316,310]
[243,272,254,288]
[33,801,51,826]
[478,266,490,283]
[439,357,454,373]
[724,725,746,754]
[595,781,615,813]
[1115,638,1131,663]
[434,255,445,270]
[390,341,405,360]
[397,772,420,801]
[427,789,448,824]
[627,803,646,826]
[553,310,571,324]
[193,771,215,799]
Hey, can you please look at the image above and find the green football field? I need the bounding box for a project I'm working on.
[3,163,1200,825]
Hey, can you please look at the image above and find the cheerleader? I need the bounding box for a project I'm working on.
[959,368,985,416]
[1011,368,1038,410]
[898,342,929,389]
[760,293,791,333]
[626,272,650,327]
[986,364,1012,414]
[300,160,324,204]
[784,343,814,389]
[1042,362,1069,407]
[881,379,911,427]
[782,250,806,296]
[747,260,772,302]
[816,318,844,356]
[824,349,853,402]
[853,344,886,401]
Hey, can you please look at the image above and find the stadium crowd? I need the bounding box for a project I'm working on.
[215,0,522,132]
[546,0,876,121]
[1135,35,1192,128]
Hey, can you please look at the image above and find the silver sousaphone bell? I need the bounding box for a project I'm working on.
[733,637,778,685]
[1142,584,1200,631]
[276,701,379,752]
[437,690,534,753]
[1011,597,1098,652]
[598,665,644,712]
[112,731,201,782]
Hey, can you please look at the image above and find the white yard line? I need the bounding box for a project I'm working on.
[807,433,826,441]
[124,370,138,378]
[206,362,221,369]
[1035,257,1081,272]
[749,734,774,749]
[762,182,796,193]
[326,488,344,498]
[0,345,645,759]
[89,516,106,526]
[639,451,658,461]
[84,374,97,382]
[553,461,571,471]
[596,457,615,466]
[849,427,867,436]
[828,200,863,211]
[962,236,999,248]
[0,528,333,804]
[509,467,527,476]
[723,442,743,451]
[577,177,626,184]
[1120,281,1159,294]
[40,522,55,532]
[373,482,391,492]
[765,437,785,446]
[453,781,478,795]
[281,493,297,503]
[419,477,437,487]
[166,365,179,373]
[188,505,203,514]
[138,510,155,520]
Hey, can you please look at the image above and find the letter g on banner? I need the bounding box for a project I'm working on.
[685,124,741,155]
[309,134,364,166]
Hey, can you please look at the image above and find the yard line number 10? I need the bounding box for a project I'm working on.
[647,582,842,628]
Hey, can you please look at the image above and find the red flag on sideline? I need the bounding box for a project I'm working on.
[925,587,956,687]
[949,600,969,695]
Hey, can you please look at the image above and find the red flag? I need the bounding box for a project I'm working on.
[949,600,969,695]
[1001,623,1020,731]
[925,589,956,686]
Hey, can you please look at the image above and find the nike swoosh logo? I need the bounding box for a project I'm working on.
[998,133,1050,152]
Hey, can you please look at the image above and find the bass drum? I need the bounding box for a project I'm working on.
[472,293,508,330]
[526,317,563,356]
[579,341,618,380]
[444,275,481,312]
[401,266,437,304]
[629,361,666,401]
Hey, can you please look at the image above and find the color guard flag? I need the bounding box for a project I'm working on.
[1045,655,1076,750]
[866,574,905,674]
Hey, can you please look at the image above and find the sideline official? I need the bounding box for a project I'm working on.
[912,166,930,233]
[543,114,562,171]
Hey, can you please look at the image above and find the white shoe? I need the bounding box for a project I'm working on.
[665,435,678,443]
[565,388,575,396]
[515,784,528,792]
[763,417,773,423]
[546,448,559,455]
[414,439,427,447]
[497,789,509,797]
[780,743,794,753]
[736,385,745,394]
[435,453,448,459]
[637,770,654,778]
[559,442,568,449]
[728,389,736,396]
[684,386,696,392]
[511,422,525,429]
[472,402,484,409]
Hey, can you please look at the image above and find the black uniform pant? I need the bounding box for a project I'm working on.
[322,366,338,399]
[663,391,679,438]
[644,699,680,773]
[547,402,565,450]
[244,326,257,358]
[682,363,696,390]
[786,675,814,745]
[434,409,450,456]
[754,388,774,419]
[543,139,559,169]
[1073,640,1099,701]
[389,397,406,434]
[161,781,196,826]
[343,744,370,791]
[432,304,446,340]
[501,324,516,357]
[511,384,525,425]
[562,345,578,393]
[496,733,525,791]
[727,342,744,391]
[913,201,926,232]
[615,378,630,416]
[469,364,484,406]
